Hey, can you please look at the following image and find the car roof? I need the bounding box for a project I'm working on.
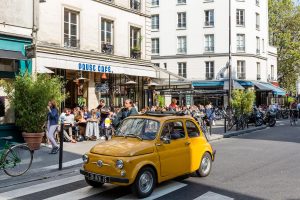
[126,112,195,122]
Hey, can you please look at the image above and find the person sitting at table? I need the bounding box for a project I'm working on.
[75,110,87,139]
[85,109,100,140]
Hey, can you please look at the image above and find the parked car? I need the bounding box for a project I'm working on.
[80,112,216,198]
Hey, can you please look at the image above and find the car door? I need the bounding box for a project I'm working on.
[156,120,189,178]
[185,120,207,172]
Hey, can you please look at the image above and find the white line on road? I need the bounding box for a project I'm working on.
[194,191,234,200]
[0,175,83,200]
[116,181,187,200]
[44,185,116,200]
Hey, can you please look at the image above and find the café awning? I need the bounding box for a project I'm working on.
[0,49,27,60]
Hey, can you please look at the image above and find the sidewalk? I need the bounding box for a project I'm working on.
[207,119,267,141]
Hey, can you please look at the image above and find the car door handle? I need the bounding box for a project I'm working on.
[185,142,190,146]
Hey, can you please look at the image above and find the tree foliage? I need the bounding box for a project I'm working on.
[269,0,300,93]
[231,89,256,116]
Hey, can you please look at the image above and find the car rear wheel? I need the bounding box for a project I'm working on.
[196,152,212,177]
[85,177,104,188]
[131,167,156,198]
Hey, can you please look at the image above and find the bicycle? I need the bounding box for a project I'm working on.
[0,136,33,176]
[290,109,298,126]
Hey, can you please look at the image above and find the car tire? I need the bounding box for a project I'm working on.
[85,177,104,188]
[131,167,156,198]
[196,152,212,177]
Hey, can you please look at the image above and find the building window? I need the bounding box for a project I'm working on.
[152,0,159,6]
[204,34,214,52]
[101,18,114,54]
[256,0,259,6]
[205,61,214,80]
[153,63,160,68]
[130,0,141,11]
[164,63,167,69]
[236,9,245,26]
[130,26,141,59]
[271,65,274,80]
[64,9,79,48]
[256,37,260,54]
[236,34,245,52]
[256,13,260,30]
[237,60,246,79]
[177,12,186,29]
[262,38,265,53]
[257,62,261,80]
[177,36,187,54]
[177,0,186,4]
[204,10,214,26]
[151,15,159,30]
[151,38,160,54]
[178,62,187,78]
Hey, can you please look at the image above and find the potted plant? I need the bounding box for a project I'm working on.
[131,36,142,59]
[2,72,65,150]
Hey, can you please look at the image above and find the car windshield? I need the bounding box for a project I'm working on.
[115,118,160,140]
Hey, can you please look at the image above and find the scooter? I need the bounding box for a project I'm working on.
[263,109,276,127]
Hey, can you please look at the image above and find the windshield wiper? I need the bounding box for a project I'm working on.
[125,134,143,141]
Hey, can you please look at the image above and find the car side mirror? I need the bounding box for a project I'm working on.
[161,136,171,144]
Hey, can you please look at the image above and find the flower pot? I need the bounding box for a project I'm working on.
[22,132,45,151]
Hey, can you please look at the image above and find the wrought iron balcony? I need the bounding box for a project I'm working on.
[177,48,186,54]
[237,73,246,80]
[64,37,80,48]
[131,49,141,59]
[101,43,114,54]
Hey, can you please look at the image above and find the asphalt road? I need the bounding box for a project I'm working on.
[0,120,299,200]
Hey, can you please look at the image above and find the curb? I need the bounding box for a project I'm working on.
[223,125,267,138]
[208,125,267,141]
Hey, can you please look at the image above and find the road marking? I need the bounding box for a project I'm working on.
[43,158,83,170]
[116,181,187,200]
[0,175,83,200]
[44,185,116,200]
[0,159,82,181]
[194,191,234,200]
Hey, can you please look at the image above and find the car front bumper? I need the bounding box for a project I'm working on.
[80,169,129,184]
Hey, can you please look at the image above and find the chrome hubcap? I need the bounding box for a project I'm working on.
[139,171,153,193]
[201,156,211,175]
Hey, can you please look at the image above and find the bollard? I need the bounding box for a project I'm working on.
[59,120,64,170]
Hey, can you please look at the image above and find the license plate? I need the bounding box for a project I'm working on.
[88,173,110,183]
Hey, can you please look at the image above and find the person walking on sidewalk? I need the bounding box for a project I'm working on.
[47,100,60,154]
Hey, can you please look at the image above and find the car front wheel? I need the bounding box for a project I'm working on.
[85,177,104,188]
[132,167,156,198]
[196,152,212,177]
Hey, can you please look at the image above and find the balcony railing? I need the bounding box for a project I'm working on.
[64,37,80,48]
[256,49,260,54]
[237,46,245,52]
[131,49,141,59]
[237,73,246,79]
[101,43,114,54]
[206,74,214,80]
[205,46,214,52]
[177,48,186,54]
[177,23,186,28]
[151,25,159,30]
[257,74,261,80]
[256,24,260,30]
[130,0,141,11]
[205,21,214,26]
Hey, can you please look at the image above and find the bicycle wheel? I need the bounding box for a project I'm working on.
[3,144,33,177]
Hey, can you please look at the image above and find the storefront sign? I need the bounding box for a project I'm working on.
[78,63,112,73]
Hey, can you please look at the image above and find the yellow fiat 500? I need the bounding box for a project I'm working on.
[80,112,215,198]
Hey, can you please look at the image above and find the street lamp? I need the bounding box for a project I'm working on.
[228,0,233,111]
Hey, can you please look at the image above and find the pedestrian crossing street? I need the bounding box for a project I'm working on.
[0,175,234,200]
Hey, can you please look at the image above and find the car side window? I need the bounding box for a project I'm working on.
[186,121,200,138]
[161,121,185,140]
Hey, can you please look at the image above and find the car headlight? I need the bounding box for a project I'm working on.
[116,159,124,169]
[82,154,89,163]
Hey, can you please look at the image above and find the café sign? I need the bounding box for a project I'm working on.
[78,63,112,73]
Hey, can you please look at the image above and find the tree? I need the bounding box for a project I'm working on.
[231,89,255,116]
[269,0,300,93]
